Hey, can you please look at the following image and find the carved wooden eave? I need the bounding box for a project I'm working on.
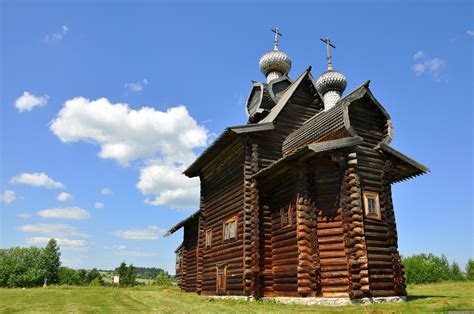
[183,122,275,177]
[376,143,430,183]
[252,136,364,180]
[165,209,201,237]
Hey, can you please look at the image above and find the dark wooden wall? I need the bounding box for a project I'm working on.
[200,138,245,295]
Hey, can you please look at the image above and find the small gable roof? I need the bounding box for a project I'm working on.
[183,122,275,177]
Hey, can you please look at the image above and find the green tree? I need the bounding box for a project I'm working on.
[403,253,450,284]
[466,259,474,281]
[0,247,47,287]
[449,261,465,281]
[116,262,128,286]
[41,239,61,284]
[58,267,81,285]
[77,269,87,285]
[126,264,137,286]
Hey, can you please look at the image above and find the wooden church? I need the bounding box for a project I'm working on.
[166,29,428,300]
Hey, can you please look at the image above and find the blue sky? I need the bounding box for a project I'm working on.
[1,0,472,273]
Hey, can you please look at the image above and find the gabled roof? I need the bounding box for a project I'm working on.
[282,80,393,156]
[183,122,275,177]
[164,209,201,237]
[259,66,314,123]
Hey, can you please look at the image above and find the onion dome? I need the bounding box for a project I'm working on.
[259,27,292,83]
[315,70,347,96]
[316,37,347,110]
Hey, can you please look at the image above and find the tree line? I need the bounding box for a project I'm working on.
[1,240,471,288]
[0,239,174,288]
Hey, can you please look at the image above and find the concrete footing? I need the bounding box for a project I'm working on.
[209,295,407,306]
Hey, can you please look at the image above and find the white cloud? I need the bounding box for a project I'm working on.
[1,190,16,204]
[138,164,199,209]
[27,237,86,249]
[17,213,32,219]
[50,97,208,209]
[57,192,73,202]
[411,52,446,82]
[112,225,164,240]
[467,30,474,36]
[10,172,64,189]
[37,207,90,220]
[50,98,207,166]
[413,51,425,60]
[110,245,155,257]
[101,187,113,196]
[94,202,104,209]
[125,79,149,92]
[44,25,69,42]
[15,91,49,112]
[18,223,89,237]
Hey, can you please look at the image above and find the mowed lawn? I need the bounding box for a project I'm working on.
[1,281,473,313]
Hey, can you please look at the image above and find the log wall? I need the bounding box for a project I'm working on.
[200,138,245,295]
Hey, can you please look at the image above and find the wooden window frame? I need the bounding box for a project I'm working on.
[363,191,381,220]
[205,228,212,248]
[280,203,293,228]
[176,250,182,269]
[222,216,237,242]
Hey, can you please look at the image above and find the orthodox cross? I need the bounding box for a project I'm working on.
[272,27,282,50]
[320,37,336,70]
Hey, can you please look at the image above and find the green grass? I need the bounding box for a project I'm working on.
[1,281,473,313]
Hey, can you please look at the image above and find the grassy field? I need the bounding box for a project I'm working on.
[1,281,473,313]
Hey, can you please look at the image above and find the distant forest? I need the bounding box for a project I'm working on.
[107,267,171,280]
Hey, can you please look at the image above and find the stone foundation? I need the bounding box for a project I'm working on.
[209,295,406,306]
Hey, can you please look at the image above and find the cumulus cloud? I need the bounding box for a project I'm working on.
[15,91,49,112]
[17,213,32,219]
[57,192,73,202]
[125,79,149,93]
[44,25,69,42]
[467,30,474,36]
[50,98,207,166]
[1,190,16,204]
[411,52,446,82]
[18,223,89,237]
[94,202,104,209]
[27,237,86,249]
[112,225,164,240]
[138,164,199,209]
[101,187,113,196]
[110,245,155,257]
[10,172,64,189]
[50,97,208,209]
[37,207,90,220]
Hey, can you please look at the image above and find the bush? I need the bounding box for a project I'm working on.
[0,246,48,287]
[58,267,81,285]
[403,254,450,284]
[153,271,173,287]
[89,277,103,287]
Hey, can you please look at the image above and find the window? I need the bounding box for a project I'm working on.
[205,229,212,248]
[363,191,381,220]
[280,203,293,227]
[223,216,237,241]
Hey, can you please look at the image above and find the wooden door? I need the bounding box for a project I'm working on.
[216,266,227,295]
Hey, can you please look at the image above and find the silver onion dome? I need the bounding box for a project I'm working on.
[259,27,292,83]
[315,70,347,96]
[259,49,292,78]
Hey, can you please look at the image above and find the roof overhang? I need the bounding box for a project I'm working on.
[164,209,201,237]
[376,143,430,183]
[253,136,363,179]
